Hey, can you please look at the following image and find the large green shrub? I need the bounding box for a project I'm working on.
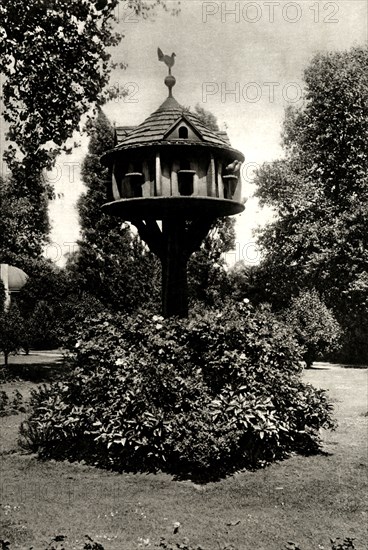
[284,289,342,368]
[20,302,335,479]
[0,302,25,365]
[27,301,60,350]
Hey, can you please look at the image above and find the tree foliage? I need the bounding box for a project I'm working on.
[283,289,342,368]
[188,217,235,306]
[187,105,236,306]
[254,46,368,362]
[194,104,220,132]
[0,302,25,365]
[16,258,70,314]
[0,0,179,255]
[14,258,74,348]
[0,0,179,168]
[0,279,5,312]
[66,107,160,312]
[227,261,262,303]
[0,175,49,261]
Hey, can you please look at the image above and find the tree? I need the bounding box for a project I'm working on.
[284,289,342,368]
[16,258,71,317]
[0,279,5,312]
[254,46,368,362]
[67,107,160,312]
[0,175,49,263]
[0,0,179,255]
[188,217,235,306]
[15,258,73,349]
[27,301,60,350]
[0,0,179,167]
[227,261,260,303]
[194,104,220,132]
[0,302,25,365]
[187,105,237,306]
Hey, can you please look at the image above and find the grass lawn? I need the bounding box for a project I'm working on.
[1,357,367,550]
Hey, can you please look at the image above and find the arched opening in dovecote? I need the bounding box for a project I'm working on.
[178,126,189,139]
[222,175,238,199]
[178,159,195,196]
[127,172,144,197]
[123,158,144,198]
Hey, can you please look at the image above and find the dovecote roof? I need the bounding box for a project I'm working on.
[102,94,244,165]
[114,126,136,145]
[113,96,230,148]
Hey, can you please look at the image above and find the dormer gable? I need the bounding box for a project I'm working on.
[164,115,204,142]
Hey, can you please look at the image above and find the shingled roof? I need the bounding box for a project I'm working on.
[114,126,136,145]
[113,95,231,149]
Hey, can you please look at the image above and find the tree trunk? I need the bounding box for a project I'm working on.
[132,216,215,318]
[161,219,189,318]
[305,351,314,369]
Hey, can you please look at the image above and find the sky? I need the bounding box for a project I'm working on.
[44,0,368,265]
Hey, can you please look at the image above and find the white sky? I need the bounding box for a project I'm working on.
[45,0,367,265]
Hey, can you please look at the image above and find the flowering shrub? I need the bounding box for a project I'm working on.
[20,302,335,479]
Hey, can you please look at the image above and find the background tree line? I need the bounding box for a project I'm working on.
[252,46,368,363]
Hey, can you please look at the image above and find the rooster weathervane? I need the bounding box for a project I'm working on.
[157,47,176,75]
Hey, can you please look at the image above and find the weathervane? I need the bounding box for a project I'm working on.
[157,48,177,98]
[157,47,176,75]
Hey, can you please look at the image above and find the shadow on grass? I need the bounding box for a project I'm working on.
[20,436,334,485]
[337,364,368,369]
[314,362,368,370]
[171,448,335,484]
[305,366,331,371]
[0,360,69,383]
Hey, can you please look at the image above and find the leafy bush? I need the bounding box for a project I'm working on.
[284,289,343,368]
[0,535,104,550]
[0,302,25,365]
[16,258,74,350]
[330,539,355,550]
[27,301,60,350]
[0,389,25,416]
[58,292,106,350]
[20,302,336,479]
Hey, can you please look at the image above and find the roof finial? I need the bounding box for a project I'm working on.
[157,47,177,97]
